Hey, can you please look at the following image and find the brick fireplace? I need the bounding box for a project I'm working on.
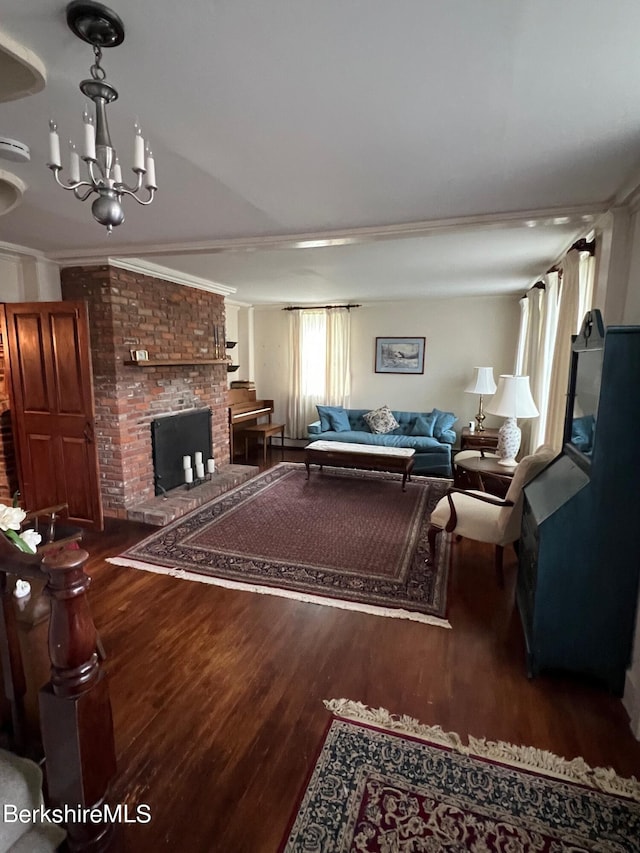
[61,264,231,519]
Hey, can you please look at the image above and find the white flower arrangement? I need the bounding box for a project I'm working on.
[0,503,42,554]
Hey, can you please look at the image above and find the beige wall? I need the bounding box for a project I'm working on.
[253,294,520,438]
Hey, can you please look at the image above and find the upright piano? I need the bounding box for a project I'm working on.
[228,389,285,464]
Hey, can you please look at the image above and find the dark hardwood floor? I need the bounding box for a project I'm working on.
[77,447,640,852]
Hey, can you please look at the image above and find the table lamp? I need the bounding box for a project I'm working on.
[464,367,497,432]
[485,374,539,466]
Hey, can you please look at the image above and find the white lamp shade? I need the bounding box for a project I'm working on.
[464,366,497,395]
[485,375,539,419]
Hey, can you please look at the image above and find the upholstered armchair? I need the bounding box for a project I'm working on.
[428,445,556,585]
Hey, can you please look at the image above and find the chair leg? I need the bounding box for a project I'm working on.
[495,545,505,588]
[427,524,440,561]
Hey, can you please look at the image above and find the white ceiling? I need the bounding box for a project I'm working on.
[1,1,639,304]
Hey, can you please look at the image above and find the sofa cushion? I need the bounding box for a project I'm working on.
[316,405,345,432]
[327,407,351,431]
[411,412,437,437]
[433,408,457,438]
[363,405,400,434]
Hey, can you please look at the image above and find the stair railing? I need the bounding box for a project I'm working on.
[0,535,117,852]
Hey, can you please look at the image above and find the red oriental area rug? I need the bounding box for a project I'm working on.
[280,700,640,852]
[109,463,451,626]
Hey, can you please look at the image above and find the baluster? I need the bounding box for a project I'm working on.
[0,570,27,753]
[38,546,117,852]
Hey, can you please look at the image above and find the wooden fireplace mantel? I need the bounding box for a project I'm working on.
[123,358,230,366]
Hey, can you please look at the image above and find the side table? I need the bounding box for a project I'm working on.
[460,427,499,452]
[454,453,515,497]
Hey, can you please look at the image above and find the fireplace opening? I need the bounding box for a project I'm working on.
[151,409,212,495]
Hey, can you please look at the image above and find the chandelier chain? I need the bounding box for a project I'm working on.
[90,45,106,81]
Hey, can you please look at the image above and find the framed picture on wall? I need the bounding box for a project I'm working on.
[375,337,425,374]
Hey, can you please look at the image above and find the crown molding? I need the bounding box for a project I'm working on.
[0,240,50,259]
[56,256,236,297]
[110,257,236,296]
[47,204,606,261]
[612,163,640,213]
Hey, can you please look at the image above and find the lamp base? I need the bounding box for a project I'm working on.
[496,417,520,467]
[475,394,486,432]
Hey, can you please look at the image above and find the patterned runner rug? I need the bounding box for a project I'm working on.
[280,700,640,852]
[109,463,451,626]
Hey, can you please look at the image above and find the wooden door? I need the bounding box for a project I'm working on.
[3,301,103,530]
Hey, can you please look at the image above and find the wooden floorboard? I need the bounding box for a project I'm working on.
[76,448,640,852]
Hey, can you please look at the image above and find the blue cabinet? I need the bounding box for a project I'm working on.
[518,315,640,694]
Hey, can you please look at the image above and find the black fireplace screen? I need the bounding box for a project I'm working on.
[151,409,212,495]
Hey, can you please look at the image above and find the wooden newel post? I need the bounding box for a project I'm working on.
[38,547,118,852]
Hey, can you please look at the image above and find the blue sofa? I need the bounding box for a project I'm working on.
[307,407,457,477]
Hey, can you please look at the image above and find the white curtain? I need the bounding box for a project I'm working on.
[530,271,560,449]
[514,272,559,454]
[287,308,351,438]
[514,296,529,375]
[325,308,351,404]
[544,249,595,449]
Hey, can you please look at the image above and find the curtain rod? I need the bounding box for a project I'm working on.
[570,237,596,256]
[282,303,361,311]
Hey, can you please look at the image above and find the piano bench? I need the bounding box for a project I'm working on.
[240,423,285,465]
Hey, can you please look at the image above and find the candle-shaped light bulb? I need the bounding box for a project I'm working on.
[83,106,96,160]
[144,147,157,189]
[133,121,145,171]
[113,158,122,184]
[48,120,61,167]
[68,141,80,183]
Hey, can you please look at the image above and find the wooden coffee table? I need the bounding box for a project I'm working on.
[304,440,415,490]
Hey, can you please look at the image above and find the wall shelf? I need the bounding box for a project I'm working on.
[123,358,230,367]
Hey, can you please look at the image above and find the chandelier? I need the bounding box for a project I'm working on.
[47,1,157,233]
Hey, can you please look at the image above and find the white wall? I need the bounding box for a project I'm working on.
[253,294,520,438]
[0,250,61,301]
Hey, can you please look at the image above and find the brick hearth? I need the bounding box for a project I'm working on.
[125,463,258,526]
[61,264,239,522]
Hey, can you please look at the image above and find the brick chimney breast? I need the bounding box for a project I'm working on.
[61,265,229,518]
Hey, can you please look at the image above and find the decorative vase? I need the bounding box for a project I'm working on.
[497,417,520,466]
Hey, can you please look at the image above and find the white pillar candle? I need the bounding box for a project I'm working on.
[113,158,122,184]
[145,150,157,188]
[195,463,205,480]
[133,123,145,171]
[69,142,80,182]
[182,455,191,470]
[83,107,96,160]
[194,451,203,465]
[48,121,61,167]
[184,467,193,484]
[207,458,215,474]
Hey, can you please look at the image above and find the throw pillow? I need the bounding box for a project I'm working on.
[432,408,457,438]
[363,405,400,435]
[410,412,437,437]
[328,407,351,432]
[317,405,344,432]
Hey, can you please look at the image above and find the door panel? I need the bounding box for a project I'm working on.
[24,434,58,510]
[60,436,95,524]
[51,313,85,414]
[4,301,103,531]
[14,314,50,412]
